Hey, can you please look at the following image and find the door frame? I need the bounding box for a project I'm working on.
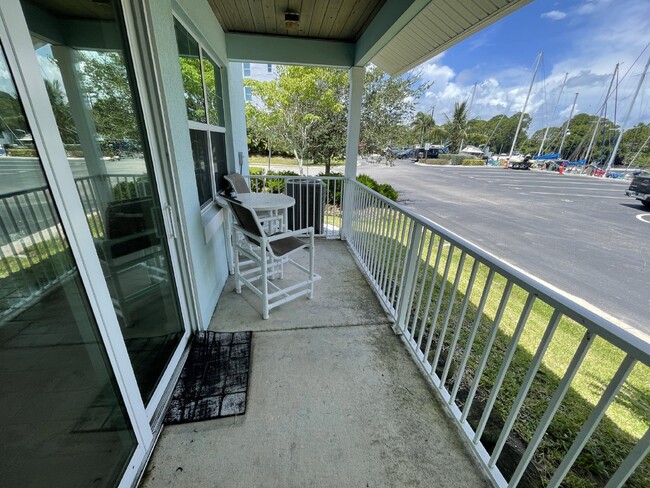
[0,0,197,484]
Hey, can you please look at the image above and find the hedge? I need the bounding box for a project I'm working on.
[461,159,485,166]
[8,148,38,157]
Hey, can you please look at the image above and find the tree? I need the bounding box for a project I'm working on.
[43,78,78,145]
[360,66,428,154]
[247,66,346,174]
[78,52,140,143]
[412,111,435,147]
[445,101,470,153]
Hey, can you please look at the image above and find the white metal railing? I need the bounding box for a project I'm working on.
[244,174,344,239]
[345,179,649,488]
[0,174,151,321]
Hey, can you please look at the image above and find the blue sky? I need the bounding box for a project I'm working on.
[413,0,650,132]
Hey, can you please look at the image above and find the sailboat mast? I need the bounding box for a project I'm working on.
[558,92,579,159]
[508,52,542,162]
[459,83,477,153]
[604,55,650,173]
[538,72,567,156]
[585,64,618,164]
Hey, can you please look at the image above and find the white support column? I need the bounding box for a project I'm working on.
[342,65,364,240]
[227,61,249,176]
[51,46,113,209]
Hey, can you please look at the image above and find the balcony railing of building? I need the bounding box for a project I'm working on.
[2,172,648,487]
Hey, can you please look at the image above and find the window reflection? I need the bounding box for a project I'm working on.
[0,41,136,487]
[25,0,186,404]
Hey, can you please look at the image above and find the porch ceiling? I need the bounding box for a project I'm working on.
[208,0,387,41]
[220,0,531,74]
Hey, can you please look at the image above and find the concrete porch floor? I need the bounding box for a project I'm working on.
[140,240,489,487]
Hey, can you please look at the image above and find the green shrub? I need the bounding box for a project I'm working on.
[266,170,298,193]
[247,167,265,192]
[450,154,471,165]
[112,181,137,201]
[318,172,344,203]
[422,158,450,165]
[8,148,37,157]
[461,159,485,166]
[376,183,398,201]
[356,174,398,201]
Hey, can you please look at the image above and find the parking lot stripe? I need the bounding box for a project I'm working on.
[528,191,628,199]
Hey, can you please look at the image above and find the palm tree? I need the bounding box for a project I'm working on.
[412,111,435,147]
[446,101,470,153]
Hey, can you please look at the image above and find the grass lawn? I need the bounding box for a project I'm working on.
[249,155,299,166]
[351,211,649,487]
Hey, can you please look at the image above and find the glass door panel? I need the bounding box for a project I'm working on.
[21,0,187,404]
[0,42,137,488]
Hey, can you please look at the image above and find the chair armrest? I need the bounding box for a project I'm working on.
[232,223,266,245]
[267,227,314,242]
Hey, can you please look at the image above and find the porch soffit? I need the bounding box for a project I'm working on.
[208,0,387,41]
[219,0,531,75]
[372,0,533,76]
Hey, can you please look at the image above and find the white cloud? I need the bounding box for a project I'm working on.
[409,0,649,134]
[541,10,567,20]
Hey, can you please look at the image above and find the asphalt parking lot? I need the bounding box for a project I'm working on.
[359,160,650,338]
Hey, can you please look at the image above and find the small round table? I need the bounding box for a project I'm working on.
[236,193,295,231]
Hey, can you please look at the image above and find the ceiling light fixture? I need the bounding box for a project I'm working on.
[284,12,300,29]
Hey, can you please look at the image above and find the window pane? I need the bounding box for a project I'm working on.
[243,62,250,77]
[244,86,252,102]
[190,130,212,206]
[0,42,136,487]
[202,51,225,127]
[211,131,228,192]
[27,0,186,404]
[174,20,206,123]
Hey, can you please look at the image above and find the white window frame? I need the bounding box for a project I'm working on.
[174,17,227,212]
[244,86,252,102]
[243,62,251,77]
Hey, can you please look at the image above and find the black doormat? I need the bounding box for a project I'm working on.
[164,330,252,424]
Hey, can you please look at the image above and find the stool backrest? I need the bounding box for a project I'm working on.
[224,196,265,243]
[224,173,250,194]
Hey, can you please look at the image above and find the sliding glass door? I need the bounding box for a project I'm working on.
[20,0,188,405]
[0,40,138,488]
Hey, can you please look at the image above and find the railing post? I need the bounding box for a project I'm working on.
[394,221,424,334]
[341,178,355,240]
[342,66,364,241]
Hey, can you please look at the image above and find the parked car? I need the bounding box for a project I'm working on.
[625,174,650,208]
[397,148,414,159]
[415,148,439,160]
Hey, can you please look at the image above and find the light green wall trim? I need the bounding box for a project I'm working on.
[147,0,230,329]
[22,2,121,50]
[173,0,227,65]
[226,33,355,67]
[227,61,249,175]
[354,0,429,66]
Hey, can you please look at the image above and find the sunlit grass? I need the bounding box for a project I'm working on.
[350,208,649,486]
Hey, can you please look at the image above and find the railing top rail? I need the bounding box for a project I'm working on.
[1,184,49,199]
[246,174,344,181]
[348,178,650,364]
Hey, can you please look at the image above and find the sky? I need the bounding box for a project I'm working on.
[413,0,650,133]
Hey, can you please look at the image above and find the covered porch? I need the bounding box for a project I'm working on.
[141,240,488,487]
